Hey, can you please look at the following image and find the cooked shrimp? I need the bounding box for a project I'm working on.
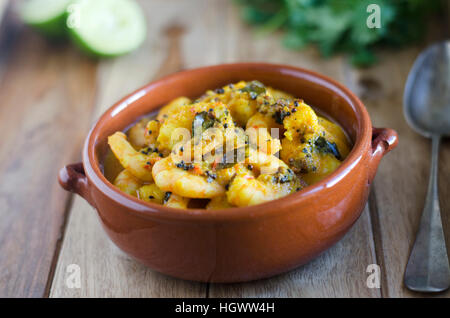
[164,192,190,209]
[227,149,303,207]
[170,103,243,165]
[267,87,294,101]
[264,98,350,179]
[144,119,161,146]
[227,175,273,207]
[157,101,230,152]
[206,195,234,210]
[245,125,281,155]
[280,137,314,173]
[138,184,190,208]
[152,156,225,198]
[302,154,342,185]
[246,112,282,131]
[281,99,322,141]
[138,184,165,204]
[106,81,352,209]
[227,166,303,207]
[247,148,285,175]
[127,117,150,149]
[245,101,289,155]
[214,163,252,187]
[199,81,273,127]
[282,121,349,183]
[157,97,192,122]
[114,169,142,196]
[108,132,161,182]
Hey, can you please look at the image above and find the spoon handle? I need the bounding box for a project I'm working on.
[404,135,450,292]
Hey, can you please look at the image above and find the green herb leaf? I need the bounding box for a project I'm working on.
[240,80,266,99]
[192,111,216,135]
[314,136,342,160]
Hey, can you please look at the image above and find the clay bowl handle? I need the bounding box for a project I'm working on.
[369,127,399,182]
[58,163,96,208]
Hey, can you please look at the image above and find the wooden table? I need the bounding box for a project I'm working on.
[0,0,449,298]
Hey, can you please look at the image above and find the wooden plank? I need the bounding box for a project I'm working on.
[0,0,16,79]
[49,198,205,297]
[0,0,7,21]
[50,0,222,298]
[0,18,98,296]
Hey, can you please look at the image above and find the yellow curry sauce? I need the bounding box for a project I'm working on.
[104,81,351,209]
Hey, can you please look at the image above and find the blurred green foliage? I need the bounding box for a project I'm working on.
[235,0,440,66]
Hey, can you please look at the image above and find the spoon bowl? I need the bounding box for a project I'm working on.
[404,41,450,137]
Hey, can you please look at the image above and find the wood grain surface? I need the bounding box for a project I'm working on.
[0,2,98,297]
[0,0,448,298]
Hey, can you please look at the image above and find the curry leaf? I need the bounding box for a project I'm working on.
[192,111,215,135]
[314,136,342,160]
[239,80,267,99]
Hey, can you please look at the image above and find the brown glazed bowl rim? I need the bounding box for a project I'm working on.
[83,63,371,222]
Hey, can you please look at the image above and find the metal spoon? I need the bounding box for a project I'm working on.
[403,41,450,293]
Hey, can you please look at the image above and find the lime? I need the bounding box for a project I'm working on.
[19,0,73,39]
[67,0,147,57]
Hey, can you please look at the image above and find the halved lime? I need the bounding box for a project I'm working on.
[68,0,147,57]
[19,0,73,39]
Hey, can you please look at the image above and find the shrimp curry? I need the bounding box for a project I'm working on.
[104,81,351,209]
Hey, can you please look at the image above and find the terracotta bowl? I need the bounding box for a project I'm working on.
[59,63,398,283]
